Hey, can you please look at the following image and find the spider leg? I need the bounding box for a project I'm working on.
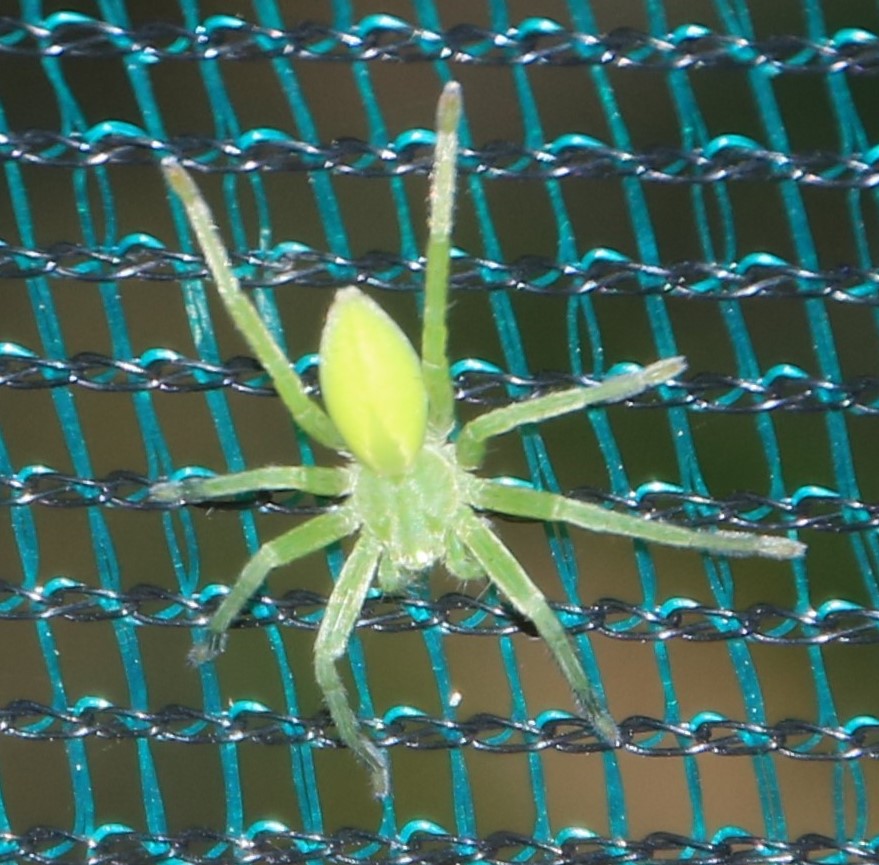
[190,508,359,665]
[313,535,388,798]
[455,510,621,746]
[421,81,462,436]
[152,466,350,503]
[456,357,687,469]
[471,479,805,560]
[162,161,344,451]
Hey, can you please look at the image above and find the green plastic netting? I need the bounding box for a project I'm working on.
[1,1,877,863]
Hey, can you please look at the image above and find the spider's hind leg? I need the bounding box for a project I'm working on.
[455,357,687,469]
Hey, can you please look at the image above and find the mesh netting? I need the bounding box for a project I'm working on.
[0,2,877,863]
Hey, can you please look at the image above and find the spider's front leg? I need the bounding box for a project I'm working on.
[455,510,621,745]
[471,480,805,560]
[152,466,349,504]
[456,356,806,559]
[313,535,389,798]
[189,509,358,664]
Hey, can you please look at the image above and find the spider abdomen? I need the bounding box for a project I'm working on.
[319,287,429,478]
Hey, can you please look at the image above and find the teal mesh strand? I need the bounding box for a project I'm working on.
[0,0,875,861]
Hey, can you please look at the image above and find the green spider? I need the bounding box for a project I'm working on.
[156,82,805,799]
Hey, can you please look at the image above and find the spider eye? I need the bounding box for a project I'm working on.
[319,287,428,476]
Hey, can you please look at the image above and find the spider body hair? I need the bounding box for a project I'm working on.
[157,82,805,799]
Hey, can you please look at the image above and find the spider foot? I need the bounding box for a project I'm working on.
[572,691,622,748]
[188,631,227,666]
[369,753,391,800]
[590,712,623,749]
[150,480,185,503]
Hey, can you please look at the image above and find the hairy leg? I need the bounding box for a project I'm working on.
[313,535,388,797]
[162,161,344,450]
[153,466,350,503]
[421,81,462,436]
[455,357,687,469]
[471,480,805,560]
[190,508,359,664]
[456,510,621,746]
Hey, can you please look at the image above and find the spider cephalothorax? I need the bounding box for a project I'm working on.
[156,82,805,799]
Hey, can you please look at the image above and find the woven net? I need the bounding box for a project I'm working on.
[0,2,877,863]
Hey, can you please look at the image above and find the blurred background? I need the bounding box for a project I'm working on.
[0,1,877,861]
